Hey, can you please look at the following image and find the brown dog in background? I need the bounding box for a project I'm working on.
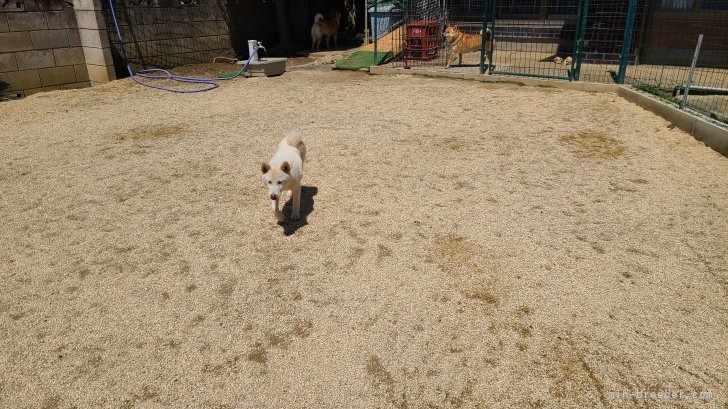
[311,10,341,50]
[443,25,493,68]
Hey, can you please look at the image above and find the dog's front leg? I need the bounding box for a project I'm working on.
[291,184,301,221]
[446,53,455,68]
[458,53,462,65]
[272,197,285,222]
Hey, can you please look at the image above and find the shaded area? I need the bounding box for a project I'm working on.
[279,186,318,236]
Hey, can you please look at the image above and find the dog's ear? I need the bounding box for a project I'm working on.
[280,161,291,173]
[261,162,271,174]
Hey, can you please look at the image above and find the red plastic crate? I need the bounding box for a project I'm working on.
[405,20,440,63]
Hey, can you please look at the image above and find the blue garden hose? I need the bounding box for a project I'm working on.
[107,0,256,93]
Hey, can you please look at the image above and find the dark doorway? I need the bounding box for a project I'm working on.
[226,0,366,58]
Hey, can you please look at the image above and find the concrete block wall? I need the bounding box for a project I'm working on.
[1,0,235,97]
[0,9,90,96]
[74,0,117,85]
[105,1,234,74]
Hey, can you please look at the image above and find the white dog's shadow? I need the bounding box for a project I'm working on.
[279,185,318,236]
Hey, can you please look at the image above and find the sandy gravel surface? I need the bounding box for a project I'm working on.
[393,50,728,122]
[1,69,726,408]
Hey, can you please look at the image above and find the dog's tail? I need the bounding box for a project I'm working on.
[285,129,306,162]
[313,13,324,24]
[479,28,493,40]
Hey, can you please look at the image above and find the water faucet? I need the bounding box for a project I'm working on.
[247,40,265,62]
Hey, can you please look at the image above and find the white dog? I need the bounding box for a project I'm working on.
[261,130,306,222]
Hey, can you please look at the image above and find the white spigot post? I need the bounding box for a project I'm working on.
[248,40,260,62]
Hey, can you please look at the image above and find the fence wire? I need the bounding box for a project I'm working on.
[628,5,728,124]
[377,0,728,126]
[102,0,233,76]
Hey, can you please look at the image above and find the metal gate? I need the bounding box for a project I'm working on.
[479,0,641,83]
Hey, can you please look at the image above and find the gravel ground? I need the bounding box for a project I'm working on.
[0,68,726,408]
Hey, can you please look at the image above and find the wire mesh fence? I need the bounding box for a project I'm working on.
[486,0,583,80]
[680,69,728,124]
[627,4,728,124]
[375,0,728,126]
[102,0,234,76]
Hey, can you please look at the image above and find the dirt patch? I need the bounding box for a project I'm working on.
[286,57,316,67]
[559,130,627,159]
[293,319,313,338]
[366,356,403,406]
[247,342,267,364]
[437,136,472,151]
[546,338,609,407]
[311,69,367,83]
[464,289,499,305]
[112,123,187,141]
[168,63,238,78]
[426,235,480,275]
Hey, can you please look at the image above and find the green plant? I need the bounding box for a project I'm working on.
[710,112,728,125]
[636,84,681,105]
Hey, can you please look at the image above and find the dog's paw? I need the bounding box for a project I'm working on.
[290,213,300,221]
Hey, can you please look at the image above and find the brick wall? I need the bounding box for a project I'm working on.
[0,9,89,97]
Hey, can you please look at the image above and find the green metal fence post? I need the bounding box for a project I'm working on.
[570,0,583,81]
[489,0,496,73]
[373,0,378,65]
[573,0,589,81]
[479,0,490,75]
[617,0,638,84]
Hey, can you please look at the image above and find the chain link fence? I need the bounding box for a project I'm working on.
[374,0,728,127]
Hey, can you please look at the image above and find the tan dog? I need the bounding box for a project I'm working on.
[261,130,307,222]
[443,25,493,68]
[311,10,341,50]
